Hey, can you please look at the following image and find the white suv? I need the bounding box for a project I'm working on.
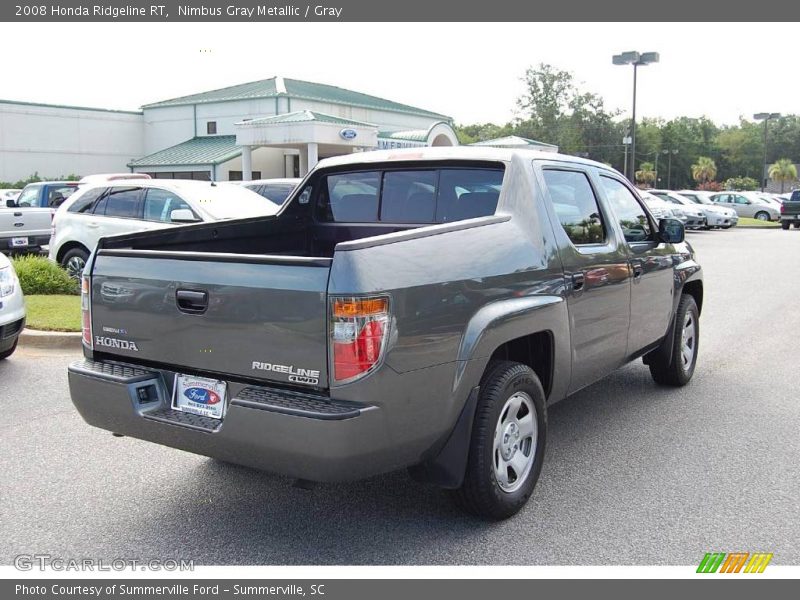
[0,251,25,359]
[49,179,279,279]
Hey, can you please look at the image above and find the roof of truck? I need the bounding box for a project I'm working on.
[316,146,613,172]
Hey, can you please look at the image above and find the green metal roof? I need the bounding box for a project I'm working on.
[239,110,376,127]
[378,129,430,143]
[127,136,240,168]
[0,98,142,115]
[143,77,450,120]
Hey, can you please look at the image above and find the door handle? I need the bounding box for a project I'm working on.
[631,260,644,281]
[86,222,99,228]
[571,272,585,294]
[13,212,22,217]
[176,289,208,314]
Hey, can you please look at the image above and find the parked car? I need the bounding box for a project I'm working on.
[779,190,800,230]
[0,181,79,254]
[677,190,738,228]
[0,251,25,360]
[640,191,682,220]
[68,147,703,520]
[49,180,280,279]
[710,191,781,221]
[236,178,302,207]
[756,193,784,210]
[0,189,22,203]
[647,190,707,229]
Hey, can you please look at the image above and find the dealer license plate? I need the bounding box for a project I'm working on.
[172,374,227,420]
[11,237,28,247]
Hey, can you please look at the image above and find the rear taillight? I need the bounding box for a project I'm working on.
[330,296,390,384]
[81,275,92,348]
[780,203,785,214]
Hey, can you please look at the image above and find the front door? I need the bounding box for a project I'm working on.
[599,175,674,355]
[540,166,632,394]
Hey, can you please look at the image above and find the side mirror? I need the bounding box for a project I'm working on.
[169,209,200,223]
[5,199,16,208]
[658,218,685,244]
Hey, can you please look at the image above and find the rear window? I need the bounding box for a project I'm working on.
[95,187,142,218]
[315,167,504,224]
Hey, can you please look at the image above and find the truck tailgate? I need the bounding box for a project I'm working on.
[89,250,331,388]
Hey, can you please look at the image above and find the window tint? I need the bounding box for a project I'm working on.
[143,188,194,222]
[318,172,380,222]
[435,169,502,223]
[314,167,503,224]
[255,183,295,206]
[543,169,605,245]
[99,187,142,218]
[68,187,106,213]
[380,170,437,222]
[601,176,652,243]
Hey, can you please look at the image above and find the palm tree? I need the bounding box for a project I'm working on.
[635,162,656,187]
[691,156,717,186]
[768,158,798,193]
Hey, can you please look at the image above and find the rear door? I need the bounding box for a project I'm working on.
[540,165,632,393]
[91,186,148,240]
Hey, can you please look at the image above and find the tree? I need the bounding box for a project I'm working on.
[635,162,656,187]
[691,156,717,186]
[768,158,798,193]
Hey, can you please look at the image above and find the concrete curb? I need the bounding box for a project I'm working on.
[19,328,82,349]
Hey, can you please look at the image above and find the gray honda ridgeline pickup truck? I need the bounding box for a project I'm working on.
[69,147,702,519]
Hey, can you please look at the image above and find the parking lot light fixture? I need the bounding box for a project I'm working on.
[753,112,781,192]
[613,51,660,183]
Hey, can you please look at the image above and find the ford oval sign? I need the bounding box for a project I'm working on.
[340,128,358,140]
[183,387,221,405]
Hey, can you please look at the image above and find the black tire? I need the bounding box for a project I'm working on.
[782,221,791,230]
[794,223,800,229]
[649,294,699,386]
[754,211,770,221]
[0,337,19,360]
[61,247,89,280]
[450,360,547,520]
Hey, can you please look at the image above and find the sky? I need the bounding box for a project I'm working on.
[0,22,795,126]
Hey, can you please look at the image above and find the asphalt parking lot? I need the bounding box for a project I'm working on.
[1,228,799,566]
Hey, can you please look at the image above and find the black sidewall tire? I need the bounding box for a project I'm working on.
[61,247,89,279]
[0,336,19,360]
[782,221,791,230]
[453,361,547,520]
[650,294,699,386]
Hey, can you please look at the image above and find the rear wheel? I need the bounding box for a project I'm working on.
[794,223,800,229]
[754,211,770,221]
[648,294,699,386]
[61,247,89,280]
[782,221,791,230]
[451,361,547,520]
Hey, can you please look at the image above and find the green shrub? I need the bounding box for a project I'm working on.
[10,256,78,295]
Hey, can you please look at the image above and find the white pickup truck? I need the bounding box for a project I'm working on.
[0,181,78,253]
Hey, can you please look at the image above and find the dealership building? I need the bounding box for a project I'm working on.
[0,76,459,183]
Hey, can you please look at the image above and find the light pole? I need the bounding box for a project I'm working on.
[753,112,780,192]
[613,51,660,184]
[662,148,679,189]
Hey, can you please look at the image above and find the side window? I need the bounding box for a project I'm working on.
[601,176,653,243]
[317,172,380,223]
[15,187,39,208]
[68,187,106,213]
[380,170,437,222]
[543,169,605,245]
[143,188,195,222]
[735,195,749,205]
[98,187,142,218]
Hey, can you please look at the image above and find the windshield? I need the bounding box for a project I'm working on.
[181,184,280,219]
[684,193,712,205]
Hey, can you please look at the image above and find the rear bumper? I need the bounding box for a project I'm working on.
[1,234,49,251]
[68,359,396,482]
[780,214,800,222]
